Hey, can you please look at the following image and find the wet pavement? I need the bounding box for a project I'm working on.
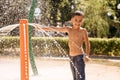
[0,57,120,80]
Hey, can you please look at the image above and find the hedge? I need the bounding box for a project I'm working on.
[90,38,120,56]
[0,37,120,56]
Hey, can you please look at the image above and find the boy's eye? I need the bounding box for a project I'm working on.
[74,19,82,22]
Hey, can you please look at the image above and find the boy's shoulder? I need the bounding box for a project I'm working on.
[80,27,88,34]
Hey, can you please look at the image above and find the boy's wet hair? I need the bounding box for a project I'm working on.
[72,10,84,18]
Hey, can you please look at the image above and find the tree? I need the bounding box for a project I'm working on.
[44,0,83,25]
[106,0,120,37]
[44,0,71,25]
[80,0,109,37]
[43,0,110,37]
[0,0,32,36]
[0,0,29,27]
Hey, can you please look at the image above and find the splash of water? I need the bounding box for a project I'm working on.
[0,24,20,36]
[30,23,83,79]
[0,23,82,79]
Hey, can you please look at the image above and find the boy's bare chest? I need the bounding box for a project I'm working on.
[68,30,83,40]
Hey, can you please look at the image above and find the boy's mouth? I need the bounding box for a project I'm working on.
[75,24,80,26]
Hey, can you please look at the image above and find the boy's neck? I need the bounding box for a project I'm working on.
[72,26,80,29]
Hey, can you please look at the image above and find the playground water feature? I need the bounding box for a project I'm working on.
[30,23,83,79]
[0,22,83,80]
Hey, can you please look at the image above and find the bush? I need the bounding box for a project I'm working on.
[0,36,20,55]
[0,37,120,56]
[90,38,120,56]
[32,37,69,57]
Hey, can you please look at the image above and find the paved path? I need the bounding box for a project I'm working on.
[0,57,120,80]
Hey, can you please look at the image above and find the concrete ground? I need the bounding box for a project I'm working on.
[0,57,120,80]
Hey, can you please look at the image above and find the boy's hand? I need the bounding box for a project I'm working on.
[83,55,91,62]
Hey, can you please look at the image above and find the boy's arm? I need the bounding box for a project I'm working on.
[34,24,68,33]
[83,29,90,56]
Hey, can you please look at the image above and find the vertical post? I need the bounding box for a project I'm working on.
[28,0,38,75]
[20,19,29,80]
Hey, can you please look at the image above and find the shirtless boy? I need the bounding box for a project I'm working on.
[35,10,90,80]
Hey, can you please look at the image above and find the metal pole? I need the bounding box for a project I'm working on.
[28,0,38,75]
[20,19,29,80]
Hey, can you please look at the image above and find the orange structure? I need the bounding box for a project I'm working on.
[20,19,29,80]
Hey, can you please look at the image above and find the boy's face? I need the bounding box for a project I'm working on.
[71,15,83,28]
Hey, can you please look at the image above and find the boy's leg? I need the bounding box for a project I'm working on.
[70,58,76,80]
[75,55,85,80]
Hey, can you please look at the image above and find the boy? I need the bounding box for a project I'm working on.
[35,10,90,80]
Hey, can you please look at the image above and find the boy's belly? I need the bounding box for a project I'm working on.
[68,41,84,56]
[69,47,84,56]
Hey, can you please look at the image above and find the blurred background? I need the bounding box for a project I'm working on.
[0,0,120,38]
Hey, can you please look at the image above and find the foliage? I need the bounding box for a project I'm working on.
[0,37,20,55]
[82,0,109,37]
[44,0,119,38]
[44,0,90,25]
[90,38,120,56]
[32,37,69,57]
[0,0,120,38]
[0,0,30,27]
[0,37,120,57]
[44,0,73,25]
[106,0,120,37]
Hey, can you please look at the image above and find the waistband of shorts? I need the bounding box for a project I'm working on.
[69,54,84,59]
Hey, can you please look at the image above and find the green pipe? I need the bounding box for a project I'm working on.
[28,0,38,75]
